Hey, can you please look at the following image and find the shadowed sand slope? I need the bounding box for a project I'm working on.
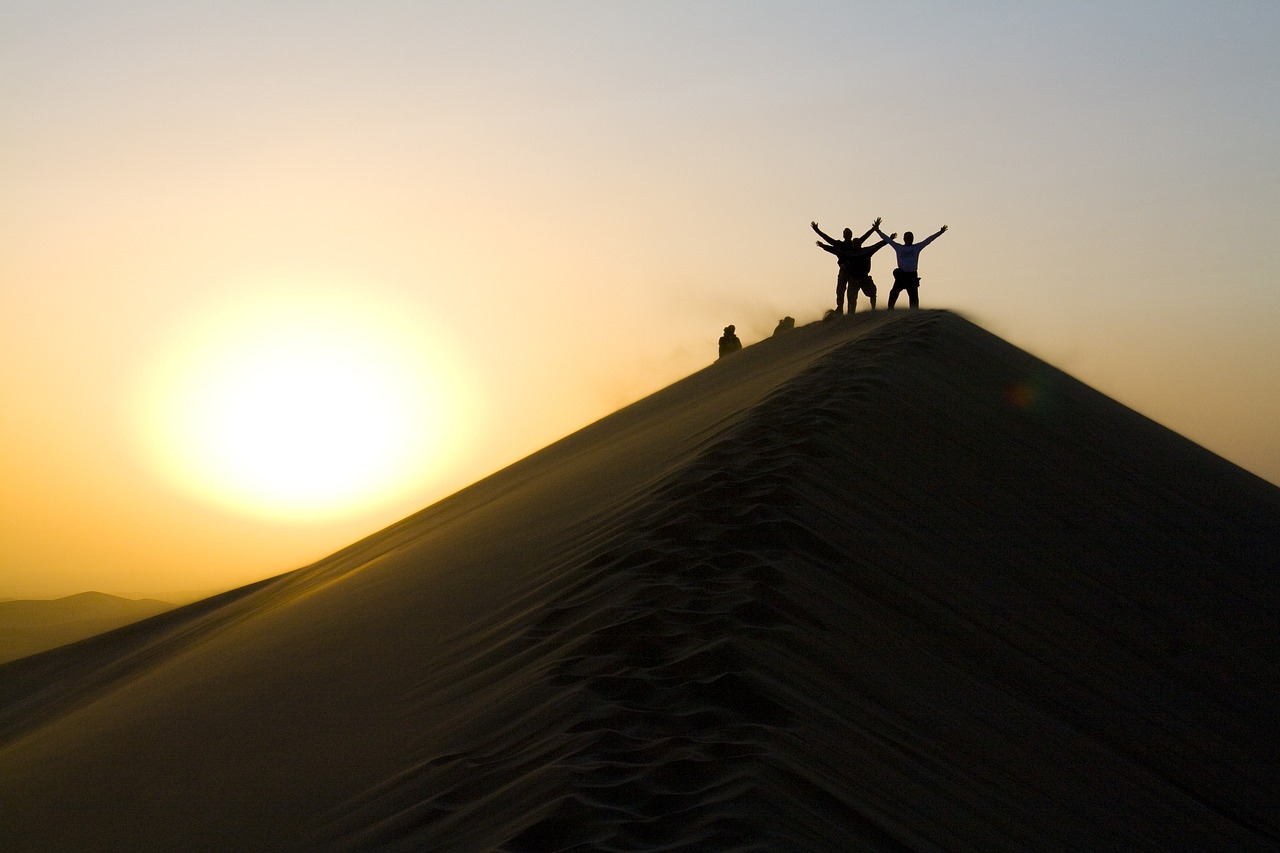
[1,310,1278,851]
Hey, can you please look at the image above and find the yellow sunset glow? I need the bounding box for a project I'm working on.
[4,3,1278,601]
[134,282,471,522]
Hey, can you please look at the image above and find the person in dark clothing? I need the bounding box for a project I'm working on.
[812,218,895,313]
[718,325,742,359]
[872,223,948,309]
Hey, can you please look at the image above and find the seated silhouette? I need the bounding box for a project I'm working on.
[718,325,743,359]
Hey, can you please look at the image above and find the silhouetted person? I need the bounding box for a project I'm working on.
[874,222,948,309]
[813,218,895,313]
[772,316,795,336]
[718,324,742,359]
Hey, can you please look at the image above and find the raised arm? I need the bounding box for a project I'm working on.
[858,216,882,243]
[917,224,949,248]
[815,240,837,254]
[811,221,839,245]
[865,233,898,251]
[873,221,899,246]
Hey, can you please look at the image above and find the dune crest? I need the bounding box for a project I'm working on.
[2,311,1278,851]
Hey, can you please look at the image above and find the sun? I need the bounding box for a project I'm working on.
[134,282,472,522]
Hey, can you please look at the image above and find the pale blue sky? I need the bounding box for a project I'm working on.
[3,2,1278,597]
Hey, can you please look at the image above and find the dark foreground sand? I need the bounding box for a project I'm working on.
[1,310,1277,851]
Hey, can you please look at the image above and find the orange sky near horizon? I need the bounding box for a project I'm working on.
[2,2,1278,600]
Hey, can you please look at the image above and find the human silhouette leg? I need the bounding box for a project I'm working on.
[900,272,920,308]
[888,269,920,309]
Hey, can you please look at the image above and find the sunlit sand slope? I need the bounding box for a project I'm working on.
[2,310,1278,851]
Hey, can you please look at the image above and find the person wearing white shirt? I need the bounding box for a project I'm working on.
[873,223,948,309]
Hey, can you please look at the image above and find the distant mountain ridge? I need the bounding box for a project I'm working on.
[0,592,173,664]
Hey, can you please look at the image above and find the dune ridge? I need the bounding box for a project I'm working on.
[1,310,1278,851]
[325,314,922,852]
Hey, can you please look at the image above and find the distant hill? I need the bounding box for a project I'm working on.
[0,592,174,664]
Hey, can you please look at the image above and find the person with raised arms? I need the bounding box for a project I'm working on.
[812,218,895,314]
[873,222,948,309]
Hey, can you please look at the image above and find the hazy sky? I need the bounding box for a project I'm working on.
[3,1,1278,599]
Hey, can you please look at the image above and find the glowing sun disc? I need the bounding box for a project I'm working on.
[134,283,472,521]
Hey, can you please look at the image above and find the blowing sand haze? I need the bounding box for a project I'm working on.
[1,310,1277,851]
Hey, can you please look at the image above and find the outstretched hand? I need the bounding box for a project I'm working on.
[940,224,949,233]
[872,216,882,229]
[889,233,897,240]
[815,240,824,248]
[811,221,820,231]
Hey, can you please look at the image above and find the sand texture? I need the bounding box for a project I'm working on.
[1,310,1278,851]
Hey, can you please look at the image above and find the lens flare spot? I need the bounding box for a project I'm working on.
[1007,381,1039,410]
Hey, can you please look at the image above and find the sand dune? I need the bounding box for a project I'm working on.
[1,310,1277,851]
[0,592,174,665]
